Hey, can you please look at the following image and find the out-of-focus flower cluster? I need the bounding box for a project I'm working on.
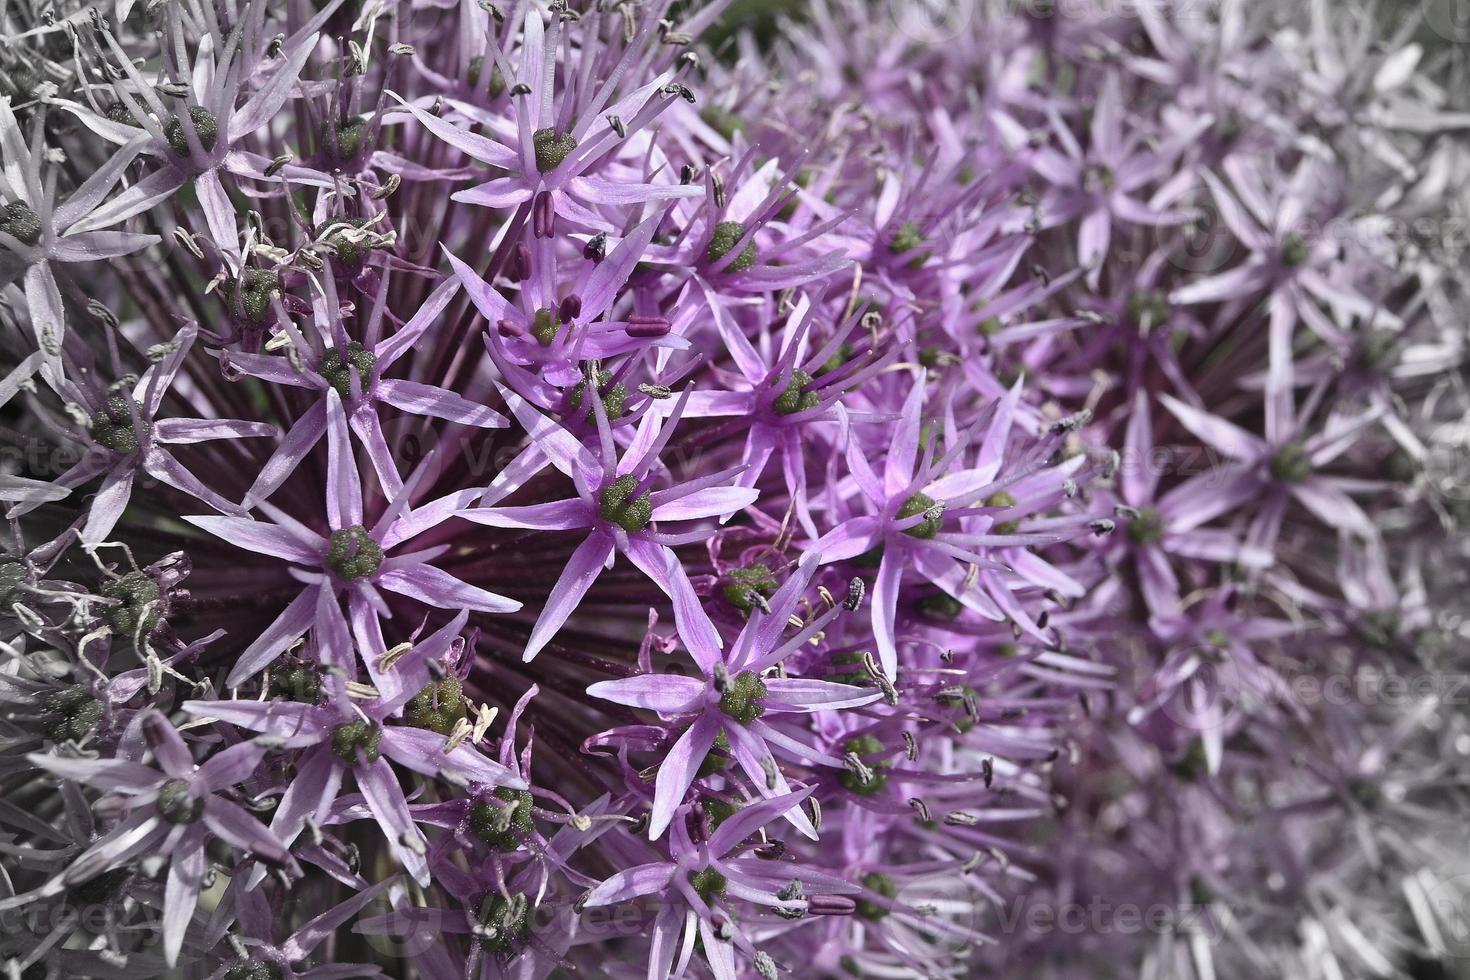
[0,0,1467,977]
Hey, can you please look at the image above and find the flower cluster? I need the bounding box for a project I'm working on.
[0,0,1466,978]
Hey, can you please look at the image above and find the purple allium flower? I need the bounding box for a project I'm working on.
[0,0,1462,977]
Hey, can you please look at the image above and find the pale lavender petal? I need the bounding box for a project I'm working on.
[586,674,705,713]
[356,757,430,885]
[182,515,323,565]
[153,418,278,443]
[648,711,719,840]
[325,390,362,528]
[226,586,321,687]
[583,862,676,907]
[81,467,134,546]
[376,378,507,428]
[521,532,614,662]
[376,563,522,614]
[163,827,206,965]
[623,539,724,666]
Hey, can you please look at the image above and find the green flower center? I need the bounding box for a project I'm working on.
[701,105,745,141]
[688,867,728,903]
[476,893,531,952]
[165,106,218,155]
[722,564,779,614]
[889,220,925,255]
[1127,507,1165,546]
[917,592,964,620]
[101,571,164,635]
[1360,329,1397,369]
[839,734,889,795]
[468,57,506,96]
[331,719,383,766]
[405,677,467,735]
[0,561,23,607]
[320,341,377,400]
[1127,290,1170,328]
[569,369,627,419]
[772,370,821,416]
[223,961,284,980]
[327,118,368,162]
[156,778,202,824]
[326,526,383,581]
[0,201,42,246]
[71,867,131,905]
[469,787,536,849]
[897,492,943,539]
[42,685,104,742]
[1280,234,1310,268]
[268,666,322,704]
[91,395,151,454]
[984,491,1019,534]
[857,872,897,920]
[598,475,653,533]
[701,797,740,830]
[1268,441,1312,483]
[697,728,733,777]
[532,128,577,173]
[233,268,281,324]
[718,671,767,725]
[104,101,137,126]
[706,221,758,272]
[531,307,561,347]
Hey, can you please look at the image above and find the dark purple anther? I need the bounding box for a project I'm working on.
[506,243,531,282]
[807,895,857,916]
[559,294,582,323]
[533,190,555,239]
[626,314,671,338]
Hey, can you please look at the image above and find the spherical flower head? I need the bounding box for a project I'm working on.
[326,526,384,581]
[707,221,757,272]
